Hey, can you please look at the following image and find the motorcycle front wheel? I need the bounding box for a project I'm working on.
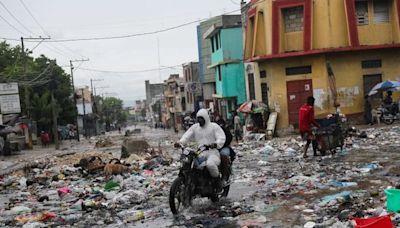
[169,177,185,215]
[382,113,395,125]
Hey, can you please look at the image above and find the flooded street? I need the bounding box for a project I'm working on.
[1,125,400,227]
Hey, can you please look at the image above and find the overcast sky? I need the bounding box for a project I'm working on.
[0,0,243,107]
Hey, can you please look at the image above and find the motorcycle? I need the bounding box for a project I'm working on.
[379,103,400,125]
[169,144,231,215]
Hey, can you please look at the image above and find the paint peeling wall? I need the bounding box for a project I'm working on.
[258,48,400,129]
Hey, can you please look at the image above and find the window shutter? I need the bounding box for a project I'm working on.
[374,0,389,23]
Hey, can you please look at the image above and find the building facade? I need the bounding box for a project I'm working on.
[162,74,185,130]
[197,15,243,109]
[145,80,165,124]
[145,80,164,107]
[204,22,246,120]
[244,0,400,129]
[182,62,201,114]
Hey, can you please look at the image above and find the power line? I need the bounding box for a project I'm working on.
[0,1,39,36]
[0,9,241,43]
[0,13,28,36]
[17,0,88,59]
[18,0,47,35]
[77,65,183,74]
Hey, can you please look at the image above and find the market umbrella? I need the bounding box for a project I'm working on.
[237,101,268,113]
[368,80,400,96]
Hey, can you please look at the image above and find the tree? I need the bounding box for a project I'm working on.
[0,41,76,132]
[100,97,127,130]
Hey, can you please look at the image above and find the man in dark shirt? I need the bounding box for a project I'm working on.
[216,117,234,187]
[299,96,320,158]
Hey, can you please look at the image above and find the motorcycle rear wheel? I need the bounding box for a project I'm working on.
[169,177,184,215]
[382,114,395,125]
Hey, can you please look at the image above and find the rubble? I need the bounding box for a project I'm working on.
[120,139,150,159]
[94,137,115,148]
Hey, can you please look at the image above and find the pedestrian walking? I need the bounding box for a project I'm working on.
[40,131,50,147]
[233,112,242,143]
[364,95,373,125]
[299,96,320,158]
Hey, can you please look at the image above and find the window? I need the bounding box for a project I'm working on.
[362,59,382,68]
[217,66,222,81]
[261,83,268,105]
[248,73,255,100]
[373,0,389,23]
[282,6,304,32]
[260,70,267,78]
[215,33,219,50]
[285,65,312,75]
[180,86,184,92]
[211,38,215,53]
[356,0,369,25]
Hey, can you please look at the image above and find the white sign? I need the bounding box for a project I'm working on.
[0,83,19,95]
[0,94,21,114]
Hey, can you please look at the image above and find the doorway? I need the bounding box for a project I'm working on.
[287,80,313,126]
[363,74,382,107]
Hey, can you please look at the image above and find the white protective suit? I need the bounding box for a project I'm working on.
[179,109,226,178]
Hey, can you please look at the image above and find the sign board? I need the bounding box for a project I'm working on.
[0,94,21,114]
[0,83,19,95]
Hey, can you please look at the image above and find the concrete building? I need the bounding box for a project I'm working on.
[204,21,246,120]
[162,74,185,130]
[145,80,164,107]
[244,0,400,130]
[197,15,243,109]
[75,86,96,137]
[145,80,165,124]
[182,62,201,114]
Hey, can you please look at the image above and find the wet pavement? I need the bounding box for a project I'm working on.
[1,125,400,227]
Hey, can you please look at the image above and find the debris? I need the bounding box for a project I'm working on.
[104,180,120,192]
[95,138,114,148]
[321,191,352,203]
[303,221,316,228]
[104,163,130,175]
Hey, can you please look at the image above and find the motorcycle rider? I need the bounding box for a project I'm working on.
[176,109,226,191]
[215,116,235,187]
[383,91,399,115]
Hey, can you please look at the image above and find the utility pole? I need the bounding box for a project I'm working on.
[21,37,29,118]
[69,59,89,141]
[81,88,87,138]
[49,61,59,150]
[90,78,102,136]
[21,36,50,149]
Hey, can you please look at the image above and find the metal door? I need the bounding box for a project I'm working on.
[363,74,382,97]
[363,74,382,107]
[287,80,313,126]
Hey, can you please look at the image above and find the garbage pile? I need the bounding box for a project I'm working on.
[0,144,175,227]
[230,125,400,227]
